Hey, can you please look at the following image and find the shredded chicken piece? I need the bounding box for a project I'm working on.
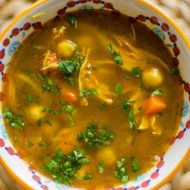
[41,50,59,74]
[53,26,66,40]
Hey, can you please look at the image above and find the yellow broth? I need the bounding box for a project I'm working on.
[2,10,183,189]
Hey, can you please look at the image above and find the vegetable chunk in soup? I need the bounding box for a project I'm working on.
[2,10,183,189]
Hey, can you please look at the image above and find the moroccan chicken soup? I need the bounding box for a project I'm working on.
[2,10,183,189]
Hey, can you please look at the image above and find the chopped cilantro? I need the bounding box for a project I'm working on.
[39,140,46,147]
[24,95,39,105]
[121,99,137,130]
[114,158,128,183]
[84,172,92,180]
[27,141,34,148]
[151,89,163,96]
[98,160,104,174]
[36,74,57,95]
[170,67,180,75]
[131,157,141,172]
[115,83,123,96]
[3,108,25,129]
[77,122,115,148]
[99,103,107,110]
[80,88,98,98]
[36,117,43,126]
[44,149,90,185]
[108,44,123,65]
[132,67,143,78]
[146,59,152,64]
[67,14,78,29]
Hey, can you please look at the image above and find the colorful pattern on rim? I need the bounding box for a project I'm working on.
[0,0,190,190]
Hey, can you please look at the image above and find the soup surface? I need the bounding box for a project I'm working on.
[2,10,183,189]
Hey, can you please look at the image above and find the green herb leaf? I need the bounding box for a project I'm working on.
[131,67,143,78]
[98,160,104,174]
[114,158,128,183]
[115,83,123,96]
[36,74,57,95]
[108,44,123,65]
[36,117,43,126]
[27,141,34,148]
[77,122,115,148]
[151,89,163,96]
[99,103,107,110]
[24,95,39,105]
[84,172,92,180]
[68,14,78,29]
[39,140,46,147]
[44,149,89,185]
[121,99,134,113]
[3,108,25,129]
[80,88,98,98]
[131,157,141,172]
[170,67,180,75]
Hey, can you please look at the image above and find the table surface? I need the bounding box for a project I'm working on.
[0,0,190,190]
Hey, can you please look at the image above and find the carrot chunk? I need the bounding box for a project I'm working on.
[62,89,78,104]
[144,96,167,115]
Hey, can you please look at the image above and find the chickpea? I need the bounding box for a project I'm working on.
[57,40,76,58]
[97,147,116,166]
[142,68,163,88]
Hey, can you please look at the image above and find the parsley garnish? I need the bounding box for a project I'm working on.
[44,149,90,185]
[3,108,25,129]
[36,74,57,95]
[122,99,137,130]
[131,67,143,78]
[151,89,163,96]
[77,122,115,148]
[131,157,141,173]
[80,88,98,98]
[108,44,123,65]
[67,14,78,29]
[114,158,128,183]
[84,172,92,180]
[23,95,39,105]
[98,160,104,174]
[114,83,123,96]
[36,117,43,126]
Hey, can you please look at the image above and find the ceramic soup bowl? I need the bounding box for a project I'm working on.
[0,0,190,189]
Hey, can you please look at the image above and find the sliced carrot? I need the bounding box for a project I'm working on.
[62,88,78,104]
[144,96,167,115]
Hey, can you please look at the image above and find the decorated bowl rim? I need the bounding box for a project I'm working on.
[0,0,190,190]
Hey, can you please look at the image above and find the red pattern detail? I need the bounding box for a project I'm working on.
[0,138,5,147]
[170,34,177,42]
[23,23,31,31]
[141,181,149,188]
[184,83,190,92]
[2,74,7,82]
[12,28,19,36]
[151,172,159,179]
[80,0,87,3]
[41,185,48,190]
[67,1,76,7]
[157,160,164,168]
[128,187,136,190]
[172,57,179,66]
[33,22,42,29]
[7,147,14,155]
[93,0,101,3]
[150,16,158,24]
[104,2,113,9]
[136,15,146,22]
[173,46,180,56]
[0,51,5,59]
[178,131,184,139]
[186,120,190,129]
[116,188,123,190]
[32,175,41,182]
[0,63,4,72]
[3,38,10,47]
[161,23,169,31]
[57,8,66,16]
